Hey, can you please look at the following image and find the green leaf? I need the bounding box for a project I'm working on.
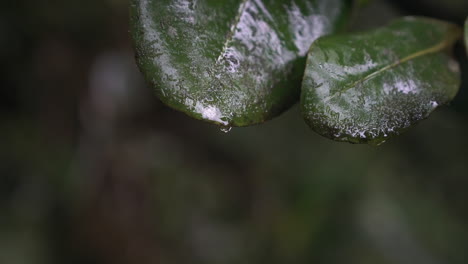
[301,17,461,145]
[130,0,351,127]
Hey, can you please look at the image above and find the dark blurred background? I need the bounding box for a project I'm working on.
[1,0,468,263]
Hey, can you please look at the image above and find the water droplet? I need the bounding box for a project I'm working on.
[220,126,232,133]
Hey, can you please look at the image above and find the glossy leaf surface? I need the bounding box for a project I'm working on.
[130,0,351,126]
[301,17,461,145]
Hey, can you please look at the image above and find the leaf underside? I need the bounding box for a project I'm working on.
[130,0,351,127]
[301,16,461,145]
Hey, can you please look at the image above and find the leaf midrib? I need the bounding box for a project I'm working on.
[325,27,461,101]
[215,0,249,64]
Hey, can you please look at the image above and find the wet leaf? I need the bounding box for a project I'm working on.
[130,0,351,126]
[301,17,461,145]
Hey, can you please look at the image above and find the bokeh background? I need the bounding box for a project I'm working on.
[1,0,468,263]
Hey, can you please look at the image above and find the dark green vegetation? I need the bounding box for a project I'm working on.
[130,0,351,127]
[132,0,467,144]
[2,1,468,264]
[301,17,461,144]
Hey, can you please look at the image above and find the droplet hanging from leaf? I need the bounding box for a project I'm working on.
[130,0,352,127]
[301,17,462,145]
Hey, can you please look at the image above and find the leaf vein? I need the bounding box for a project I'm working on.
[325,27,460,101]
[215,0,250,65]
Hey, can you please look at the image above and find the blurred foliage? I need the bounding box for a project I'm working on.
[1,1,468,264]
